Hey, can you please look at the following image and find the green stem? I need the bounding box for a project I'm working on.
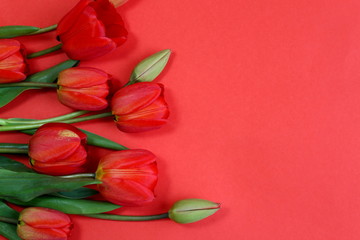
[0,143,28,154]
[83,213,169,221]
[0,82,58,88]
[2,111,89,125]
[27,43,63,59]
[61,112,113,124]
[0,112,112,132]
[0,123,45,132]
[27,24,57,35]
[59,173,96,179]
[0,216,18,225]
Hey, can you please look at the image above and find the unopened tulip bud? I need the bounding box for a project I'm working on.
[168,199,221,224]
[17,207,72,240]
[29,123,88,175]
[0,39,27,83]
[111,82,169,133]
[95,149,158,206]
[57,67,110,111]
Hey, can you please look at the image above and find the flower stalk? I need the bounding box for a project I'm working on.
[0,112,113,131]
[27,43,63,59]
[0,82,58,88]
[26,24,58,35]
[0,216,18,225]
[83,213,169,221]
[0,111,89,125]
[0,143,28,154]
[59,173,96,179]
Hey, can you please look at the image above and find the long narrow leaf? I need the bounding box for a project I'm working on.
[0,155,32,172]
[21,126,128,150]
[52,187,98,199]
[0,169,100,202]
[0,201,21,240]
[6,196,121,214]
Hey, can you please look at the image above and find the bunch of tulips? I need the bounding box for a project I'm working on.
[0,1,220,240]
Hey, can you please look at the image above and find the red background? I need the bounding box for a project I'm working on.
[1,0,360,239]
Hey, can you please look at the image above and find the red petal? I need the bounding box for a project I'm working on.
[57,87,109,111]
[32,164,85,176]
[98,178,156,206]
[111,83,163,115]
[0,39,21,60]
[17,225,71,240]
[0,69,26,83]
[99,149,157,169]
[58,67,109,87]
[31,146,87,175]
[119,97,169,121]
[20,207,71,228]
[0,52,26,71]
[57,0,93,36]
[91,0,125,26]
[90,0,128,45]
[58,6,106,43]
[115,119,168,133]
[102,24,128,46]
[62,36,116,60]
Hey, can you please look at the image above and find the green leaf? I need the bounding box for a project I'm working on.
[0,60,78,108]
[52,187,98,199]
[0,156,33,173]
[81,129,128,150]
[0,201,21,240]
[0,200,19,219]
[6,196,120,215]
[130,49,171,82]
[0,169,100,202]
[0,25,39,38]
[21,128,128,151]
[0,224,20,240]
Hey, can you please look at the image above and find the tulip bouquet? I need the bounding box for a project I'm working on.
[0,0,220,239]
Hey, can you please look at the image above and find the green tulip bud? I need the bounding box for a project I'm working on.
[168,199,220,224]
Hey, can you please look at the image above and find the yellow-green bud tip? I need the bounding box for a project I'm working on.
[168,199,220,224]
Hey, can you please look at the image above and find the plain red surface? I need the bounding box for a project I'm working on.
[1,0,360,239]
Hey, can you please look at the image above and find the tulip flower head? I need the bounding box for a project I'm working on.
[0,39,27,83]
[169,199,221,224]
[95,149,158,206]
[111,82,169,133]
[17,207,72,240]
[28,123,88,175]
[57,0,128,60]
[57,67,110,111]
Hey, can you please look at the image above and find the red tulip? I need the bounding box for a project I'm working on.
[0,39,27,83]
[56,0,128,60]
[57,67,110,111]
[28,123,87,175]
[17,207,72,240]
[111,82,169,133]
[95,149,158,206]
